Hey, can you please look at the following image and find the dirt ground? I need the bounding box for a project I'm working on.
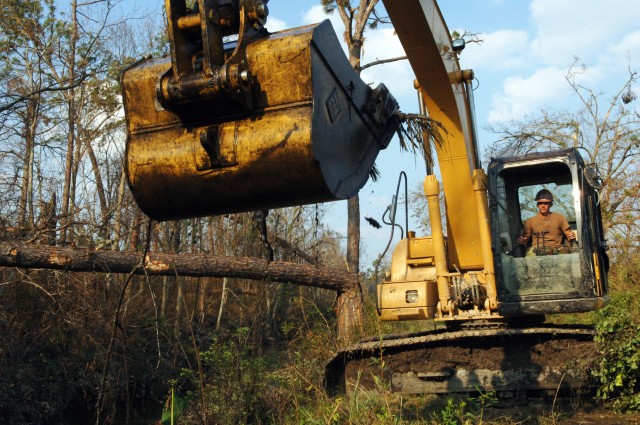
[558,411,640,425]
[482,398,640,424]
[399,394,640,424]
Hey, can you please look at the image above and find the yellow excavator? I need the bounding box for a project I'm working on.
[121,0,610,394]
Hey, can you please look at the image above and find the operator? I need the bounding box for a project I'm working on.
[516,189,578,255]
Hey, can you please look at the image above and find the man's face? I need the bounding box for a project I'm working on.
[537,200,552,214]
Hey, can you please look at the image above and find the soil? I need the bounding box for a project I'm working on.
[334,327,640,423]
[397,392,640,424]
[482,398,640,424]
[343,331,597,393]
[384,334,596,371]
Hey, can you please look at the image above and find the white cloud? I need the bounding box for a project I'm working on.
[481,1,640,126]
[265,16,287,33]
[360,28,416,111]
[529,0,640,66]
[303,5,343,29]
[488,67,568,123]
[462,29,529,70]
[597,30,640,74]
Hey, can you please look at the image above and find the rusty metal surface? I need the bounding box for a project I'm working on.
[161,0,266,111]
[121,20,398,220]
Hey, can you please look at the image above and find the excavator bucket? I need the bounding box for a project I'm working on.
[121,20,399,221]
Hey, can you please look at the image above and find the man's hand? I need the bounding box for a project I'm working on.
[517,235,528,245]
[570,239,579,253]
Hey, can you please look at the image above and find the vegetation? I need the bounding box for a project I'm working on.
[592,253,640,412]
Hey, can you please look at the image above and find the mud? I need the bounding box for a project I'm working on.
[478,398,640,425]
[381,334,596,371]
[427,396,640,424]
[341,331,597,394]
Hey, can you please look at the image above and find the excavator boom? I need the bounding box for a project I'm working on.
[383,0,483,269]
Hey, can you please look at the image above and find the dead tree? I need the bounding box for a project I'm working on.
[0,242,360,341]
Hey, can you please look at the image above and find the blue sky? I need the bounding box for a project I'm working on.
[133,0,640,267]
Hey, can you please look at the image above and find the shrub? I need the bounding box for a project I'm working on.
[593,290,640,412]
[174,327,269,424]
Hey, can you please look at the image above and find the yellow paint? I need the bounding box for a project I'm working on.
[383,0,484,271]
[593,253,602,296]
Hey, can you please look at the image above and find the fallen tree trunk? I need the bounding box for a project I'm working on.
[0,242,356,291]
[0,241,363,341]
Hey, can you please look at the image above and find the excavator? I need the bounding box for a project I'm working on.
[120,0,610,395]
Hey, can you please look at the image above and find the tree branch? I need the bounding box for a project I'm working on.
[0,72,90,114]
[357,55,407,72]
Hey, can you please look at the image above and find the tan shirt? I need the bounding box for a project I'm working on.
[522,212,573,249]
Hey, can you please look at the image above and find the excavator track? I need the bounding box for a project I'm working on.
[325,324,598,396]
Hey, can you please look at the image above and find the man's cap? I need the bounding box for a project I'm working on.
[535,189,554,202]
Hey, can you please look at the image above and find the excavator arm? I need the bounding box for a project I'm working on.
[375,0,606,321]
[383,0,485,271]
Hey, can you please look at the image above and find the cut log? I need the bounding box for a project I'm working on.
[0,241,365,341]
[0,242,356,291]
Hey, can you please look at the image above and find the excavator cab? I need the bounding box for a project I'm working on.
[120,0,399,221]
[488,148,609,316]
